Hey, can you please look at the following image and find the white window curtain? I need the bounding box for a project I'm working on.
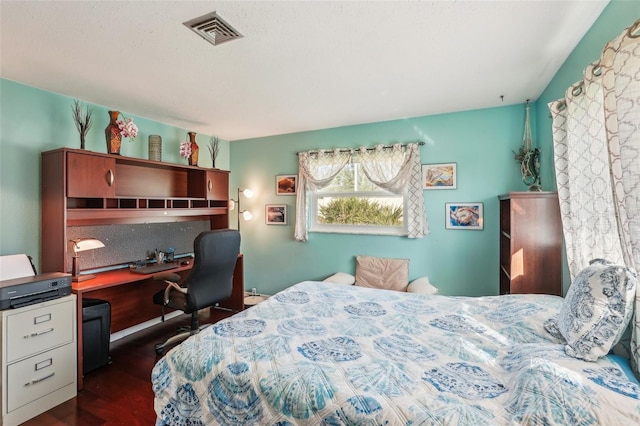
[295,149,352,241]
[358,143,428,239]
[549,63,624,279]
[294,143,429,241]
[549,19,640,376]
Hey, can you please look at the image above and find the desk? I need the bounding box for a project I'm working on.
[72,254,243,389]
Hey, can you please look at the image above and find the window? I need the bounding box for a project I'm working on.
[294,143,427,242]
[309,162,407,235]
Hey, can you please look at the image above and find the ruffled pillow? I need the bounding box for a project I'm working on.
[323,272,355,285]
[406,276,438,295]
[557,258,637,361]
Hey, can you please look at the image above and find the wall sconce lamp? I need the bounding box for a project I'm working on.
[228,188,254,231]
[70,238,105,282]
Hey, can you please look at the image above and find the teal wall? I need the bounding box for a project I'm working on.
[231,105,529,296]
[0,78,230,270]
[1,1,634,297]
[230,0,638,297]
[534,0,640,192]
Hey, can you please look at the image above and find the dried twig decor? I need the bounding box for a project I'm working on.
[208,136,220,168]
[72,99,93,149]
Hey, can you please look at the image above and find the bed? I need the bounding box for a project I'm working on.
[151,280,640,425]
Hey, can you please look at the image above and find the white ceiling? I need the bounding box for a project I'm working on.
[0,1,608,141]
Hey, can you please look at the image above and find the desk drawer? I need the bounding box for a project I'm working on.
[6,342,76,412]
[5,298,74,363]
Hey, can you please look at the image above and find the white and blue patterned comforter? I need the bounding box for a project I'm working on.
[152,281,640,425]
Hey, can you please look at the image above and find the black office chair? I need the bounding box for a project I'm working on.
[152,229,240,355]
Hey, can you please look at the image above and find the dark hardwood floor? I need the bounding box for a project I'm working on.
[23,309,233,426]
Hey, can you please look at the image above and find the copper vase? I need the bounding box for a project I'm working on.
[188,132,199,166]
[105,111,122,155]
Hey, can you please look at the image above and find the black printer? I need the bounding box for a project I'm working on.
[0,272,72,310]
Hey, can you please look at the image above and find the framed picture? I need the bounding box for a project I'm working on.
[445,202,483,230]
[276,175,297,195]
[265,204,287,225]
[422,163,457,189]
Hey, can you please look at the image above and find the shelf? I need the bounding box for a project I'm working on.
[67,207,227,225]
[68,197,227,210]
[66,196,228,225]
[500,265,511,280]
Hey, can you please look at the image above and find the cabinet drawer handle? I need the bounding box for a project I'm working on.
[24,327,54,339]
[34,313,52,324]
[36,358,53,370]
[208,179,212,192]
[25,371,55,386]
[107,169,114,186]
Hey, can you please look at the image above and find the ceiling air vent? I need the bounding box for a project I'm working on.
[183,11,242,46]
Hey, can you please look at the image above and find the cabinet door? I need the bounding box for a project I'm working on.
[498,192,562,296]
[206,170,229,201]
[66,152,116,198]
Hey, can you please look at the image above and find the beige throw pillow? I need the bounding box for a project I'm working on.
[355,256,409,292]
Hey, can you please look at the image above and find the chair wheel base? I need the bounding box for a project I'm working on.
[154,343,164,356]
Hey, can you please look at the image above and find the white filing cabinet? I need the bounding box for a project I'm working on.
[0,295,77,425]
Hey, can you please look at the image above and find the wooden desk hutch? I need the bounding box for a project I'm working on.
[40,148,244,388]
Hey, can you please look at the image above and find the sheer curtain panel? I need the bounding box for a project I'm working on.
[295,149,352,241]
[358,143,428,239]
[549,18,640,378]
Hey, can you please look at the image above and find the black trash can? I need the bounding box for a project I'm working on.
[82,298,112,374]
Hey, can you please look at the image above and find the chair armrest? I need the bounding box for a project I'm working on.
[152,271,181,282]
[152,272,187,305]
[160,281,187,304]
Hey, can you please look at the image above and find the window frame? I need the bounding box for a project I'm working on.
[308,179,409,237]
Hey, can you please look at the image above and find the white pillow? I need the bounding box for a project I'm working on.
[407,276,438,295]
[558,258,637,361]
[323,272,355,285]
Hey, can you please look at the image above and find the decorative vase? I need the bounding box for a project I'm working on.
[105,111,122,155]
[188,132,199,166]
[148,135,162,161]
